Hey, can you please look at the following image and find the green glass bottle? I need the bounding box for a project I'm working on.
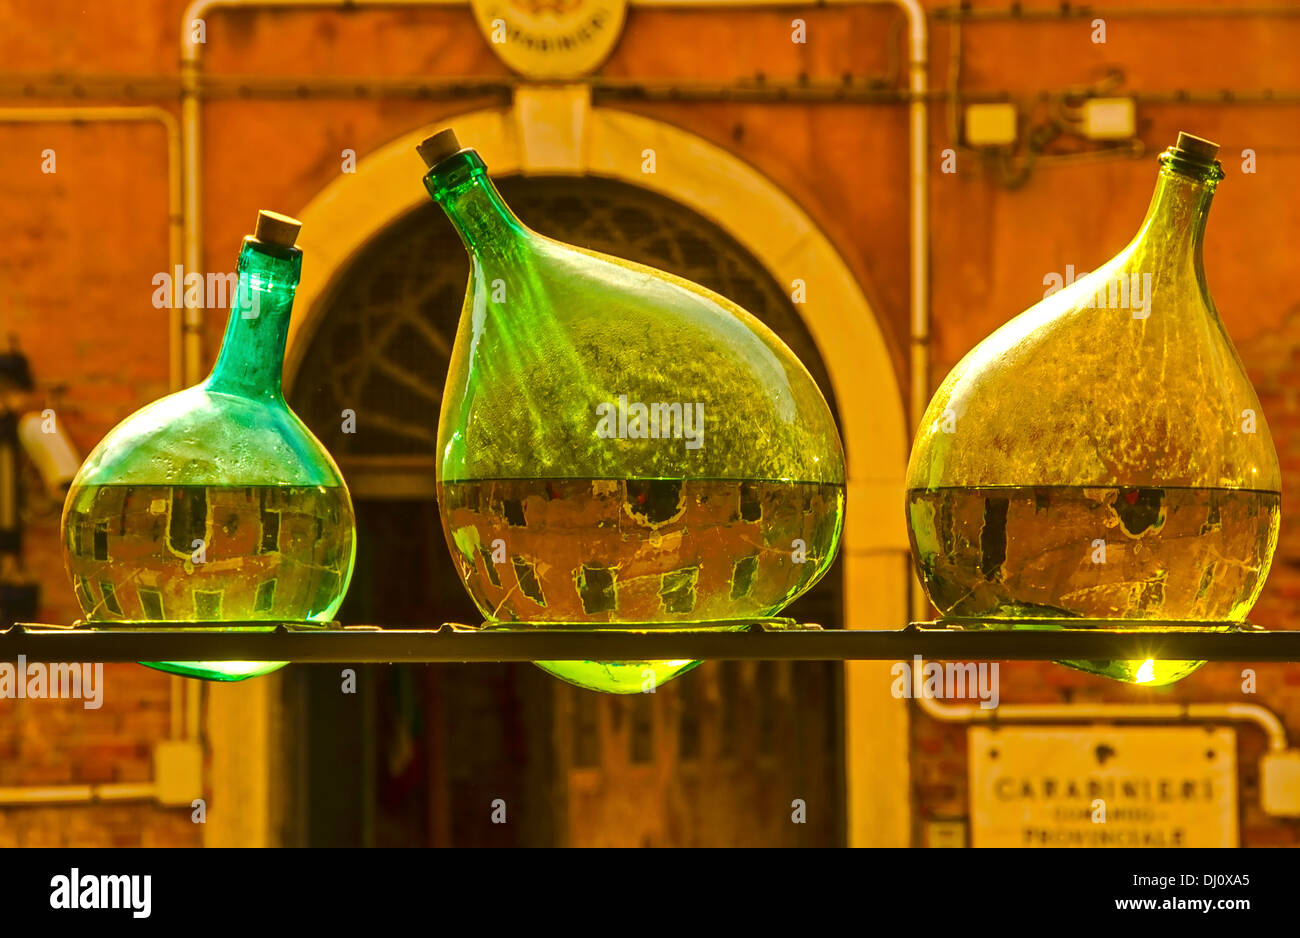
[61,211,356,681]
[419,129,846,694]
[906,133,1280,686]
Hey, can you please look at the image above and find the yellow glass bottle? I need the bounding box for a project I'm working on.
[906,132,1280,686]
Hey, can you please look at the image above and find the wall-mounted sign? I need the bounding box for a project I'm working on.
[969,726,1237,848]
[471,0,628,79]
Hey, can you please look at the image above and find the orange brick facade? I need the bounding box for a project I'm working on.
[2,0,1300,846]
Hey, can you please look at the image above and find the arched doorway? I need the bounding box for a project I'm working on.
[261,97,912,846]
[286,175,846,846]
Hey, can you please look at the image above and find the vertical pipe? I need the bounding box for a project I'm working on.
[905,2,933,625]
[861,0,931,624]
[181,3,212,387]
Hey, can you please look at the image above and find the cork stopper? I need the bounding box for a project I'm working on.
[254,210,301,248]
[1174,132,1219,165]
[416,129,463,169]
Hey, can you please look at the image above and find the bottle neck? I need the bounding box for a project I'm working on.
[423,150,527,253]
[1132,153,1222,272]
[204,238,302,400]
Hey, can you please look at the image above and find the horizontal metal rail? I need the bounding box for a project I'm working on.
[1,620,1299,663]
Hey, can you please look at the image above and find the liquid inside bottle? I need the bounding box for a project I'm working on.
[908,485,1279,684]
[63,483,354,681]
[439,478,843,692]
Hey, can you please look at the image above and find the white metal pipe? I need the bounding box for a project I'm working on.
[888,0,933,625]
[914,670,1290,752]
[0,783,156,806]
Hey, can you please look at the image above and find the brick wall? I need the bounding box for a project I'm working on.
[2,0,1299,846]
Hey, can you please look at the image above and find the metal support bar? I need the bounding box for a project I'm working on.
[3,621,1300,663]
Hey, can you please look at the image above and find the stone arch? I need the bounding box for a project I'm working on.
[284,95,911,846]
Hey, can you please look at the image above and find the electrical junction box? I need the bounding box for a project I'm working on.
[964,102,1018,147]
[153,740,203,807]
[1260,750,1300,817]
[1082,98,1136,140]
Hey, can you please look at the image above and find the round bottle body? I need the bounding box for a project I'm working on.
[429,162,847,693]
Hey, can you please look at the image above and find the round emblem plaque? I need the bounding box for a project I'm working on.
[471,0,629,79]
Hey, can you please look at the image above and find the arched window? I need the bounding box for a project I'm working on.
[290,175,840,480]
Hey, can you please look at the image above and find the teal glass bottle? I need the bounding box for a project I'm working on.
[418,129,846,694]
[60,211,356,681]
